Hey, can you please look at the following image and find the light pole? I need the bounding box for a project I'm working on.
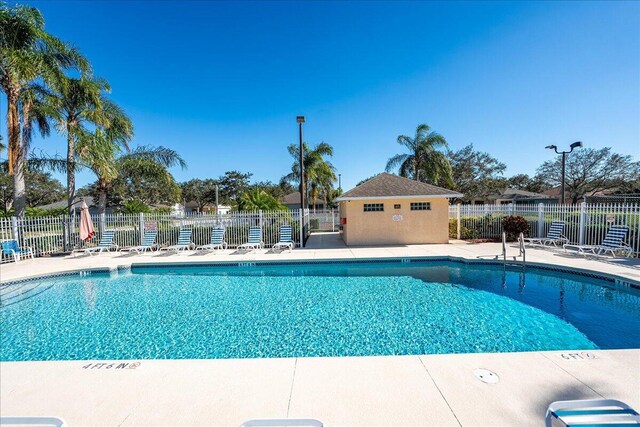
[338,174,342,191]
[545,141,583,204]
[297,116,305,245]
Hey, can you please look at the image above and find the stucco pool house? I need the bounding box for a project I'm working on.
[336,173,463,246]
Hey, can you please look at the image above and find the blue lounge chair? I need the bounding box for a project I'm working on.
[546,399,639,426]
[120,230,158,254]
[272,224,294,252]
[524,221,568,247]
[0,239,34,262]
[196,227,227,252]
[564,225,633,257]
[238,226,263,252]
[160,228,192,252]
[72,230,117,256]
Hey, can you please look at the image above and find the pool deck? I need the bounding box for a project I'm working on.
[1,234,639,426]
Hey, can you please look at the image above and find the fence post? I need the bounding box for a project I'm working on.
[259,209,263,229]
[299,208,303,247]
[139,212,145,243]
[456,203,461,240]
[508,203,514,216]
[579,202,587,245]
[331,209,335,232]
[537,203,544,238]
[10,216,19,243]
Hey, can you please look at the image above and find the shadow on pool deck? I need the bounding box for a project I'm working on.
[304,232,347,249]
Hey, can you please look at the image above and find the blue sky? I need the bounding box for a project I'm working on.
[7,1,640,190]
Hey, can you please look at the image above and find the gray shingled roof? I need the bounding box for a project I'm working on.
[336,173,462,200]
[281,192,324,205]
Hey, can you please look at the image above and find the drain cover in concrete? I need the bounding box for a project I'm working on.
[473,368,499,384]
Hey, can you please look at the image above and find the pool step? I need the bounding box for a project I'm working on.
[0,283,53,308]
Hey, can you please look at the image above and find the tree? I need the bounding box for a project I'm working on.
[89,145,185,211]
[45,75,133,214]
[281,142,336,208]
[0,169,64,211]
[251,180,294,200]
[536,147,640,203]
[237,189,286,211]
[447,144,506,202]
[217,171,252,205]
[180,179,218,211]
[506,174,548,194]
[0,3,89,217]
[385,124,453,187]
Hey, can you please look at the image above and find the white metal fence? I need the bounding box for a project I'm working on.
[308,210,340,232]
[1,209,312,263]
[449,203,640,255]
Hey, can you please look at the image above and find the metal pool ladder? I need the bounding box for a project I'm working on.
[501,232,526,270]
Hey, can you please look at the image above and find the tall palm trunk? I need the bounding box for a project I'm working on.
[7,87,26,217]
[97,179,107,215]
[66,120,76,215]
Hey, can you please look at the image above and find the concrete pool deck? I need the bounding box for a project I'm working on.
[1,235,639,426]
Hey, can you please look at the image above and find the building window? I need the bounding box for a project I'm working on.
[363,203,384,212]
[410,202,431,211]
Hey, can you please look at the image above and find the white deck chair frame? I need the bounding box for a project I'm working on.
[160,228,193,252]
[564,225,633,258]
[272,225,295,252]
[72,230,117,256]
[524,221,568,247]
[120,230,158,254]
[196,227,227,252]
[238,226,263,252]
[545,398,639,427]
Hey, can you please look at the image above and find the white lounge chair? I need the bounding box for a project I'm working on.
[238,226,263,252]
[272,224,294,252]
[524,221,568,247]
[1,239,34,262]
[564,225,633,257]
[160,228,192,252]
[196,227,227,252]
[546,399,639,427]
[120,230,158,254]
[72,230,117,256]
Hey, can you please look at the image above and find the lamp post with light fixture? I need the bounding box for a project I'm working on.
[297,116,305,246]
[545,141,583,204]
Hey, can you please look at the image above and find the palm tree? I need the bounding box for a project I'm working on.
[281,142,336,210]
[385,124,453,187]
[45,75,133,214]
[0,3,89,217]
[79,135,186,214]
[238,189,286,211]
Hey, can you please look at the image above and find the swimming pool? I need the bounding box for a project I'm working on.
[1,260,639,361]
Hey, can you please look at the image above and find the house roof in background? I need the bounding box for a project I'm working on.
[281,192,324,205]
[336,173,462,201]
[36,196,95,210]
[488,188,553,200]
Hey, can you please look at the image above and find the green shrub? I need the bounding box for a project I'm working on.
[120,200,151,214]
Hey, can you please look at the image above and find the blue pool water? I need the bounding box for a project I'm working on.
[1,261,639,361]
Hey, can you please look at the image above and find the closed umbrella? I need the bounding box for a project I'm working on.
[79,201,95,241]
